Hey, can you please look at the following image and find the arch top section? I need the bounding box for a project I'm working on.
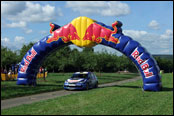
[47,16,122,48]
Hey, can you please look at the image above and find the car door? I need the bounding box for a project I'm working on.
[91,73,96,87]
[88,73,93,87]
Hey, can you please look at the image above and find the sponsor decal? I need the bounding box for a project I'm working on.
[20,47,37,73]
[131,48,153,78]
[68,79,83,83]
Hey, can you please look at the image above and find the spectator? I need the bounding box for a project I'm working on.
[8,69,12,75]
[12,64,15,74]
[4,68,7,74]
[39,67,43,73]
[1,67,3,73]
[15,65,17,74]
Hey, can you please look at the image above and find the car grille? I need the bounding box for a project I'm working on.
[64,84,82,87]
[68,82,77,84]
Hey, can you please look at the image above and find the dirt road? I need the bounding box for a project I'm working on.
[1,76,141,110]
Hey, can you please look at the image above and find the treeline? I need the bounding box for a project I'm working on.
[1,42,173,73]
[154,56,173,73]
[42,46,137,73]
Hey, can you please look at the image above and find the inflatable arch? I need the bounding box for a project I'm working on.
[17,16,162,91]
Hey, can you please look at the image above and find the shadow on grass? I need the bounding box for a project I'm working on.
[1,84,63,91]
[99,85,173,92]
[55,81,65,83]
[36,84,62,87]
[99,85,141,89]
[161,87,173,92]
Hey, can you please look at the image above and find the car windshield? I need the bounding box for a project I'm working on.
[71,74,88,79]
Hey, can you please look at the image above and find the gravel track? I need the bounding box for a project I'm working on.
[1,76,141,110]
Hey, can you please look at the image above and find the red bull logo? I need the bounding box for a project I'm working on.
[46,23,80,43]
[46,16,120,47]
[83,22,120,44]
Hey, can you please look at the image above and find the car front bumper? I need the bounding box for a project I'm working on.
[64,83,87,90]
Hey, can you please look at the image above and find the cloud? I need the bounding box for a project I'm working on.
[1,1,26,15]
[1,36,26,50]
[23,28,33,34]
[148,20,160,30]
[69,45,83,52]
[2,37,10,43]
[14,36,25,42]
[7,2,57,22]
[2,2,61,34]
[66,1,130,16]
[2,1,62,23]
[1,37,15,50]
[123,29,173,54]
[160,29,173,39]
[39,30,49,35]
[1,37,16,50]
[123,30,147,39]
[57,8,63,16]
[5,21,32,34]
[5,21,27,28]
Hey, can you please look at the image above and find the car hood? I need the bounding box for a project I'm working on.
[67,78,85,83]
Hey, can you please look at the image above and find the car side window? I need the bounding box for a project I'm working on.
[93,73,97,79]
[89,73,93,79]
[88,73,91,79]
[91,73,95,79]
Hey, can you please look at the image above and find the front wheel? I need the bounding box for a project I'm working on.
[86,83,89,90]
[95,82,98,88]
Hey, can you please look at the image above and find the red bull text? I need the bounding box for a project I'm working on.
[131,48,153,78]
[20,47,37,73]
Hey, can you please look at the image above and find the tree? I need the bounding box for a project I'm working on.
[82,47,94,52]
[94,52,105,76]
[42,52,58,72]
[69,49,85,72]
[81,51,97,72]
[19,42,35,61]
[1,46,19,71]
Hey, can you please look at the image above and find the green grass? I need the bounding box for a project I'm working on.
[1,73,173,115]
[1,72,139,100]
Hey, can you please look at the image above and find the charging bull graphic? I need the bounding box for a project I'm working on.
[17,16,162,91]
[47,17,120,47]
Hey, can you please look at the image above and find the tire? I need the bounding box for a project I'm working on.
[86,83,89,90]
[95,82,98,88]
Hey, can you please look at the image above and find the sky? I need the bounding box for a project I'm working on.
[1,1,173,55]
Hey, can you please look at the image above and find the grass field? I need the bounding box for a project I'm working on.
[1,73,173,115]
[1,72,139,100]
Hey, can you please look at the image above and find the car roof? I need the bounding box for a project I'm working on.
[74,72,90,74]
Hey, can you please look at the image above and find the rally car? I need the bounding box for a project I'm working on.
[64,72,98,90]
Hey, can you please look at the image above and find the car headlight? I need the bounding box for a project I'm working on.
[79,80,86,84]
[64,80,68,84]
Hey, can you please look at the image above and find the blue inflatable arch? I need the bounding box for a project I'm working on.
[17,16,162,91]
